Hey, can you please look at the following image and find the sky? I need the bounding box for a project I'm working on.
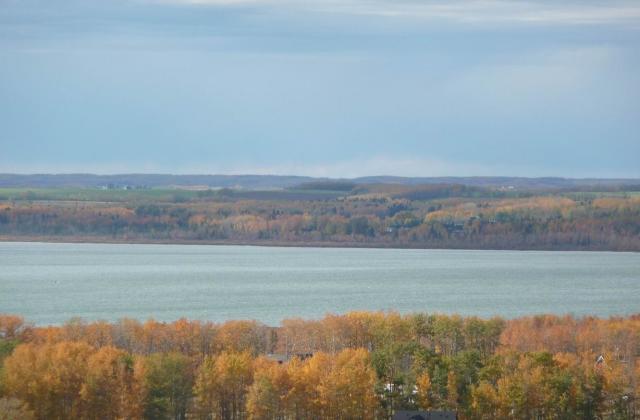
[0,0,639,178]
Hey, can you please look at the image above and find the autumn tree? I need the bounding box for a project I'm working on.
[246,357,292,419]
[471,381,500,419]
[320,348,380,419]
[141,352,194,420]
[0,397,35,420]
[193,351,254,420]
[3,341,93,419]
[78,346,144,419]
[415,371,432,410]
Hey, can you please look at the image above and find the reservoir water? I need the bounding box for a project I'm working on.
[0,241,638,325]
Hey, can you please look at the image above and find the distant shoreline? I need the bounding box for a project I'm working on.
[1,235,637,252]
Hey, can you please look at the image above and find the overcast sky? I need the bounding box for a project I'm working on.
[1,0,638,177]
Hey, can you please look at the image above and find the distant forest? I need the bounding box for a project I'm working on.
[2,173,639,189]
[1,181,639,251]
[0,312,638,419]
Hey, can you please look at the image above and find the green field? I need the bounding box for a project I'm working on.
[0,187,347,203]
[0,188,199,203]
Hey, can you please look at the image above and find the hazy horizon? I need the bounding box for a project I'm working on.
[1,172,639,181]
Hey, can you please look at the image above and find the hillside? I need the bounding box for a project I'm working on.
[1,173,639,191]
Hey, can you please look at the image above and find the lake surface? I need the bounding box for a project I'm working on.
[0,242,638,325]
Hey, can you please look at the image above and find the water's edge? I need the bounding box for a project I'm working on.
[1,236,637,253]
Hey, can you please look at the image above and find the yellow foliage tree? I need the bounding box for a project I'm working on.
[415,371,432,410]
[3,341,93,419]
[246,357,292,420]
[78,346,143,419]
[194,351,254,420]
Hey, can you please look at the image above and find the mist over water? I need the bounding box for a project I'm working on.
[1,242,638,326]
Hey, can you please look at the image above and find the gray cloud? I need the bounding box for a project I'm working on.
[149,0,640,26]
[1,0,638,177]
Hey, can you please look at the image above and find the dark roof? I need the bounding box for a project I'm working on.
[393,411,457,420]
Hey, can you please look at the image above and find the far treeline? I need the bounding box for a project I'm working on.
[0,312,638,419]
[0,182,639,250]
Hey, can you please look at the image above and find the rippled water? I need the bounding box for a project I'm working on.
[0,242,638,325]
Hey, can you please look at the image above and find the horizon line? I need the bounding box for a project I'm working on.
[1,173,640,181]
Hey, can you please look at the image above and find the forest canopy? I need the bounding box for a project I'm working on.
[0,312,639,419]
[0,183,639,251]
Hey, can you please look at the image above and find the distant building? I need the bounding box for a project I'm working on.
[265,354,288,365]
[393,411,457,420]
[265,352,314,365]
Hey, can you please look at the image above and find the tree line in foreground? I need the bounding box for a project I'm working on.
[0,312,638,419]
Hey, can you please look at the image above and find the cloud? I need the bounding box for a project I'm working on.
[224,156,505,178]
[2,0,638,53]
[3,158,637,177]
[0,156,564,178]
[1,0,638,179]
[324,0,640,25]
[146,0,263,4]
[149,0,640,26]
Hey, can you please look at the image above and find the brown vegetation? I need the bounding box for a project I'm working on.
[1,188,639,250]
